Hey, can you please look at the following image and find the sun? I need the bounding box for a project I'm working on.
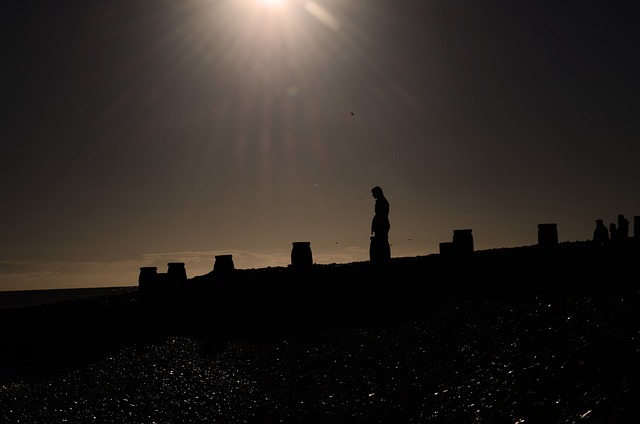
[257,0,285,7]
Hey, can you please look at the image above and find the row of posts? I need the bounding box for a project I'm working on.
[439,224,558,256]
[439,216,640,255]
[536,216,640,248]
[139,242,314,288]
[141,216,640,285]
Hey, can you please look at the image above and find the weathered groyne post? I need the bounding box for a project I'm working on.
[214,254,235,273]
[537,223,558,248]
[212,254,235,309]
[291,242,313,268]
[438,229,475,292]
[439,229,473,258]
[137,265,170,296]
[138,266,158,293]
[453,229,474,256]
[167,262,187,284]
[439,241,454,256]
[288,242,315,333]
[210,254,238,328]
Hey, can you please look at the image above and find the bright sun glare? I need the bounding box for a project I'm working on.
[258,0,285,7]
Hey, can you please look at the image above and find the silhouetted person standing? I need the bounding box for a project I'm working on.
[370,186,390,263]
[617,214,629,239]
[610,222,618,240]
[371,186,390,239]
[593,219,609,246]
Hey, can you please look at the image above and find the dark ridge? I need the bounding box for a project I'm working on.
[1,240,638,385]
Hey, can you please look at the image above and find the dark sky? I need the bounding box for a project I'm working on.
[2,0,639,290]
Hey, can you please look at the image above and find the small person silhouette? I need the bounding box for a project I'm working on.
[371,186,390,239]
[370,186,391,263]
[617,214,629,239]
[609,222,619,240]
[592,219,609,246]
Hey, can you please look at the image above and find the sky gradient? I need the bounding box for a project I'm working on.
[3,0,639,290]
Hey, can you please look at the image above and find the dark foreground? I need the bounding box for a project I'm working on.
[1,244,639,423]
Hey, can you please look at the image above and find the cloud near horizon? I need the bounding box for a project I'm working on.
[0,247,370,291]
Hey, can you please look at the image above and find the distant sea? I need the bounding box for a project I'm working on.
[0,286,137,310]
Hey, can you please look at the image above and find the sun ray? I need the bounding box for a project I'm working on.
[256,0,286,8]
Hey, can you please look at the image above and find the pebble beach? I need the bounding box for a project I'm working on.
[1,294,638,423]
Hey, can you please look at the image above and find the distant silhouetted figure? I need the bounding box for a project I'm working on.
[371,186,390,239]
[592,219,609,246]
[610,222,619,240]
[370,186,391,263]
[617,214,629,239]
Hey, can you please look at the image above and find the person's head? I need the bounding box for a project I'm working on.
[596,219,603,226]
[371,186,383,198]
